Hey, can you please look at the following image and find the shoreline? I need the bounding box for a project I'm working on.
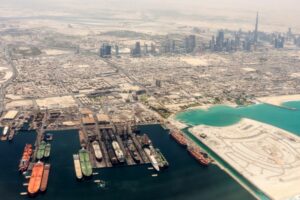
[188,119,300,200]
[257,94,300,107]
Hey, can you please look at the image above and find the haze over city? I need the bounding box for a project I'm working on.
[0,0,300,200]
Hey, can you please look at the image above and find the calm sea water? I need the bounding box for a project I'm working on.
[0,125,254,200]
[176,101,300,199]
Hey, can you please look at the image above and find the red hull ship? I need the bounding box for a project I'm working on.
[188,147,210,166]
[19,144,33,172]
[170,131,187,147]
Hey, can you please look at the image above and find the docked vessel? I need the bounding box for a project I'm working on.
[155,148,169,169]
[8,130,15,141]
[79,149,93,177]
[144,148,160,172]
[40,164,50,192]
[127,139,140,163]
[187,147,210,166]
[45,133,53,141]
[44,143,51,158]
[27,162,44,196]
[73,154,83,180]
[92,141,102,161]
[112,141,125,163]
[19,144,33,172]
[170,131,187,147]
[36,141,46,160]
[2,126,9,136]
[141,134,151,147]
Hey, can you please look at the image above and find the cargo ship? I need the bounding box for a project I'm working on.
[36,141,46,160]
[144,148,160,172]
[187,147,210,166]
[112,141,125,163]
[155,148,169,169]
[19,144,33,172]
[27,162,44,196]
[170,131,187,147]
[92,141,102,161]
[79,149,93,177]
[44,143,51,158]
[40,164,50,192]
[73,154,83,180]
[107,148,118,165]
[127,139,140,164]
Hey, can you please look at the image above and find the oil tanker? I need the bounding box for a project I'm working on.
[112,141,125,163]
[19,144,33,172]
[92,141,102,161]
[28,162,44,196]
[187,147,210,166]
[73,154,83,180]
[40,164,50,192]
[79,149,93,177]
[36,141,46,160]
[170,131,187,147]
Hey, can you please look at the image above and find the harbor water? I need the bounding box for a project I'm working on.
[176,101,300,199]
[0,126,254,200]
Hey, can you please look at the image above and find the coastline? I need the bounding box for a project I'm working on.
[188,119,300,200]
[167,96,300,200]
[257,94,300,106]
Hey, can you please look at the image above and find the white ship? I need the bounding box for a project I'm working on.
[112,141,125,163]
[92,141,103,161]
[144,148,160,172]
[2,126,9,136]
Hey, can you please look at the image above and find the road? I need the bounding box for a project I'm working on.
[0,47,18,113]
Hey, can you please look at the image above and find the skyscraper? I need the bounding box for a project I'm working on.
[254,12,259,43]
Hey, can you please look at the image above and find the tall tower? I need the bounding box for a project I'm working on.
[254,12,259,43]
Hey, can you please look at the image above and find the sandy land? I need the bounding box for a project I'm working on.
[5,100,33,110]
[242,67,257,72]
[44,49,71,56]
[184,103,237,111]
[36,96,77,109]
[189,118,300,200]
[180,57,209,66]
[167,114,188,129]
[257,94,300,106]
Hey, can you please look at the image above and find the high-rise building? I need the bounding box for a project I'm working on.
[115,45,119,57]
[216,30,224,51]
[274,35,285,48]
[150,43,156,54]
[254,12,259,43]
[100,44,112,58]
[131,42,141,57]
[185,35,196,53]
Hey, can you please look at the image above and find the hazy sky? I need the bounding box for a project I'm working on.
[1,0,299,31]
[1,0,299,12]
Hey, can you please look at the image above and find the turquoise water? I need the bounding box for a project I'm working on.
[176,101,300,199]
[176,102,300,136]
